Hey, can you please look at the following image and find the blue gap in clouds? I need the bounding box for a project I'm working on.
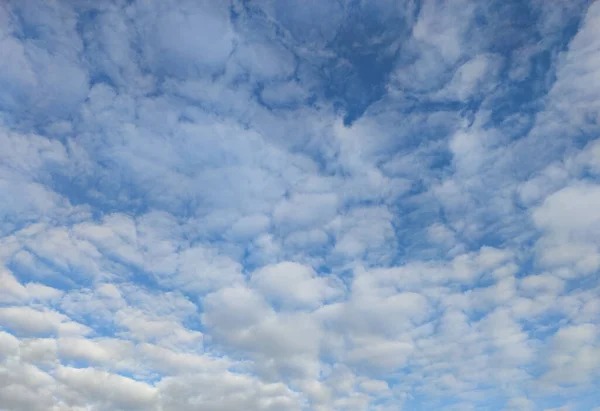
[321,2,413,126]
[488,51,550,128]
[76,8,101,41]
[7,253,82,291]
[522,313,566,344]
[480,2,553,131]
[88,73,117,91]
[532,392,597,411]
[489,2,592,127]
[50,173,151,219]
[401,392,503,411]
[9,4,48,42]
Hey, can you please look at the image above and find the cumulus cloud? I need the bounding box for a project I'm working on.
[250,262,343,309]
[0,0,599,410]
[533,183,600,277]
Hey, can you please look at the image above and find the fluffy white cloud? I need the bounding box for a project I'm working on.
[158,372,302,411]
[274,192,339,231]
[137,0,235,77]
[0,306,91,337]
[250,262,343,309]
[533,183,600,276]
[55,366,159,410]
[541,324,600,387]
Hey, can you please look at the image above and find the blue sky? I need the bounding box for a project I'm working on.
[0,0,599,410]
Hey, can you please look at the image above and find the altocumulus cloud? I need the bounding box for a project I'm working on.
[0,0,600,410]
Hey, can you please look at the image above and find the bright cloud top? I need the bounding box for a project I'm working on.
[1,0,599,410]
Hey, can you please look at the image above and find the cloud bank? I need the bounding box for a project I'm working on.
[0,0,599,410]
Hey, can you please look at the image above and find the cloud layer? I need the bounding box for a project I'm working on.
[1,0,599,410]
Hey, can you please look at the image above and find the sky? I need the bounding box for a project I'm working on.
[0,0,599,410]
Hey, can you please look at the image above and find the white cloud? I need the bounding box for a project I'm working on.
[202,285,324,380]
[0,1,88,119]
[533,183,600,239]
[359,378,389,394]
[544,1,600,131]
[329,206,396,264]
[19,338,58,366]
[55,366,159,410]
[261,81,309,106]
[251,261,343,309]
[435,54,502,101]
[505,397,534,411]
[228,213,271,239]
[391,0,478,92]
[0,269,29,303]
[0,306,90,337]
[542,323,600,386]
[0,331,19,358]
[158,372,302,411]
[235,41,296,80]
[347,337,414,371]
[520,274,565,296]
[137,0,235,77]
[57,337,133,367]
[0,360,57,411]
[116,308,203,348]
[274,192,339,231]
[533,182,600,276]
